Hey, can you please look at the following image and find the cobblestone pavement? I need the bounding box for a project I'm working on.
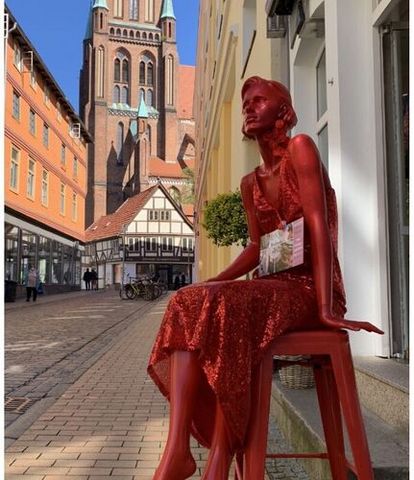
[5,290,310,480]
[5,290,158,434]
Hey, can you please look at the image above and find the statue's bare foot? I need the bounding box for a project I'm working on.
[153,449,196,480]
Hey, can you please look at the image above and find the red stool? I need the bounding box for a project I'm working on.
[235,330,374,480]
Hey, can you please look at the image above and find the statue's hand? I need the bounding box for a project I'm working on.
[319,313,384,334]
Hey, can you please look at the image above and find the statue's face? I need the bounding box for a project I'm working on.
[242,82,283,138]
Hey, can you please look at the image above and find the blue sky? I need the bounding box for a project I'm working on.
[6,0,200,113]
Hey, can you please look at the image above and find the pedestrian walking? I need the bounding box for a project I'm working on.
[180,272,186,288]
[83,268,91,290]
[174,274,180,290]
[24,265,40,302]
[91,268,98,290]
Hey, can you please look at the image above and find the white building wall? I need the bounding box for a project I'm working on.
[290,0,390,355]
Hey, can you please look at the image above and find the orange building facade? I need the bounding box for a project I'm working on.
[4,7,92,294]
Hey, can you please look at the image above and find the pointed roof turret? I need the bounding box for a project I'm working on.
[160,0,176,20]
[137,95,149,119]
[84,2,93,40]
[93,0,109,9]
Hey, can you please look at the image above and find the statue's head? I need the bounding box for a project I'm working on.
[241,76,297,139]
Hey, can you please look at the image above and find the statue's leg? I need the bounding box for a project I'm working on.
[153,351,200,480]
[201,402,235,480]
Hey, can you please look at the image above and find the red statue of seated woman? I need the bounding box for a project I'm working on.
[147,76,382,480]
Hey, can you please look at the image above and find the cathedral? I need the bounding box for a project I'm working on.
[80,0,195,227]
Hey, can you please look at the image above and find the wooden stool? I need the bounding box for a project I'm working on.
[235,330,374,480]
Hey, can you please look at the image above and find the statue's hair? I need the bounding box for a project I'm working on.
[241,76,297,132]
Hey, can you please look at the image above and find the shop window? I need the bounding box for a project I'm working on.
[5,224,19,281]
[51,241,63,283]
[20,230,37,284]
[38,236,51,284]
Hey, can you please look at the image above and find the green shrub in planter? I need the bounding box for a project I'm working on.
[202,190,249,248]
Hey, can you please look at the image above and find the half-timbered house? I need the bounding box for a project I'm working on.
[85,181,194,289]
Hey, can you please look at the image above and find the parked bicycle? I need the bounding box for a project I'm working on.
[120,275,162,301]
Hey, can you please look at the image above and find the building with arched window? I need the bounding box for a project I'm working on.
[80,0,195,227]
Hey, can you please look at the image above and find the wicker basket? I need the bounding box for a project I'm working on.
[277,355,315,389]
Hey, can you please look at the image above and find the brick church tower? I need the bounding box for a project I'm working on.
[80,0,195,226]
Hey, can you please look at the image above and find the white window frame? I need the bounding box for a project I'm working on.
[26,158,36,199]
[41,169,49,206]
[60,183,66,215]
[71,192,78,221]
[10,146,20,192]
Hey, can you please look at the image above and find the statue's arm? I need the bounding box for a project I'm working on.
[288,134,383,334]
[207,176,260,281]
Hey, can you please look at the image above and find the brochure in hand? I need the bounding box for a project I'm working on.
[258,217,304,276]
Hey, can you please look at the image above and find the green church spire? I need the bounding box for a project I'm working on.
[92,0,109,9]
[160,0,176,20]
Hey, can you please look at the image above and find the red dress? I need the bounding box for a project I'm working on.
[147,150,346,449]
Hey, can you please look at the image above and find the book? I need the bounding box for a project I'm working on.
[258,217,304,276]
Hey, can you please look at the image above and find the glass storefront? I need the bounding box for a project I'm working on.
[4,221,81,291]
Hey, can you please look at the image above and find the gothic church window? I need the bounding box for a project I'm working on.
[113,85,121,103]
[121,86,129,104]
[139,62,146,84]
[116,122,124,164]
[122,59,129,82]
[147,89,153,106]
[96,46,105,98]
[145,0,154,22]
[130,0,138,20]
[110,27,115,35]
[114,58,121,81]
[114,0,123,18]
[167,55,174,105]
[139,88,145,103]
[147,62,154,85]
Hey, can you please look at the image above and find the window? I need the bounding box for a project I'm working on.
[29,109,36,135]
[114,58,121,82]
[162,237,173,251]
[139,61,146,84]
[116,122,124,164]
[114,0,123,17]
[122,59,129,82]
[60,183,66,215]
[147,89,153,106]
[13,43,22,71]
[139,88,145,103]
[71,193,78,221]
[145,0,154,22]
[148,210,159,221]
[147,62,154,85]
[42,123,49,148]
[73,157,78,178]
[121,86,129,104]
[30,67,37,88]
[27,158,35,199]
[96,47,105,98]
[44,85,50,105]
[182,238,193,252]
[61,143,66,166]
[10,147,20,191]
[113,85,121,103]
[12,91,20,119]
[130,0,138,19]
[317,49,327,120]
[41,170,49,205]
[167,55,174,105]
[145,237,157,251]
[160,210,170,221]
[56,101,62,121]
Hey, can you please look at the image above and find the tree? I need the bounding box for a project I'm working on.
[181,167,195,204]
[202,190,248,247]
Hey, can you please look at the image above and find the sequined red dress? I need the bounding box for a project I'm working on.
[148,150,346,449]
